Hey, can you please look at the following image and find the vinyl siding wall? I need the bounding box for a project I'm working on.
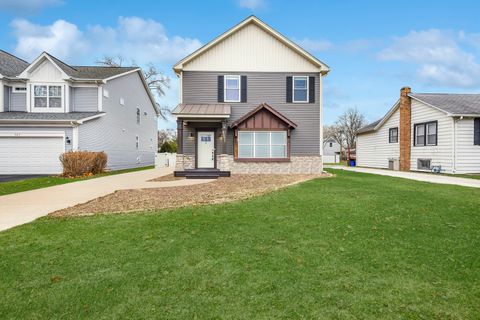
[72,87,98,112]
[455,118,480,173]
[410,99,453,173]
[357,108,400,169]
[78,72,157,170]
[182,71,320,156]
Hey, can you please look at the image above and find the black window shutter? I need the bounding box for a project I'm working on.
[241,75,247,103]
[218,75,224,102]
[474,118,480,145]
[286,76,293,103]
[309,76,315,103]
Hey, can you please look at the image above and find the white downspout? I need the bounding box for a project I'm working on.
[452,116,462,174]
[319,73,324,171]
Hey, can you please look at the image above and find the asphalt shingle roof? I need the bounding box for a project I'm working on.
[357,119,381,134]
[0,50,138,80]
[0,50,29,77]
[0,112,104,121]
[409,93,480,116]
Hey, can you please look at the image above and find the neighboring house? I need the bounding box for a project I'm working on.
[0,50,159,174]
[323,138,341,163]
[357,87,480,174]
[172,16,330,178]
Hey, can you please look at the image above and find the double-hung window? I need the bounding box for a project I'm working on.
[224,75,240,102]
[238,131,288,159]
[34,85,62,109]
[414,121,437,146]
[293,76,308,103]
[389,127,398,143]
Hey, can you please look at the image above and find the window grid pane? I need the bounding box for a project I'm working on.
[238,131,287,159]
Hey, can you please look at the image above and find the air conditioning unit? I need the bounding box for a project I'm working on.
[388,158,399,171]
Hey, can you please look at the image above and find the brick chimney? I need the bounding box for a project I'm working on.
[399,87,411,171]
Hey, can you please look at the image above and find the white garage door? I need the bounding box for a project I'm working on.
[0,135,64,174]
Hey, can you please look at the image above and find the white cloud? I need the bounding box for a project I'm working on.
[10,17,202,65]
[0,0,62,13]
[294,38,334,52]
[237,0,266,10]
[379,29,480,87]
[11,19,89,61]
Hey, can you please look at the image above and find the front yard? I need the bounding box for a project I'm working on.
[0,169,479,318]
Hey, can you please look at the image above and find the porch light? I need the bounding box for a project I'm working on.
[188,132,195,139]
[65,136,71,145]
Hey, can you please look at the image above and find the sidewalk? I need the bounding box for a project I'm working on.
[328,165,480,188]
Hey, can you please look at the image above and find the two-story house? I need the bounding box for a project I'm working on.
[172,16,330,178]
[357,87,480,174]
[0,50,159,174]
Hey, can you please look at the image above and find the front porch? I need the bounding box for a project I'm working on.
[172,103,232,179]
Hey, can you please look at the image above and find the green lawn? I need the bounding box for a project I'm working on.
[0,169,479,319]
[0,166,155,196]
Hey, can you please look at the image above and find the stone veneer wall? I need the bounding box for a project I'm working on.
[221,155,323,174]
[175,154,195,170]
[177,153,323,174]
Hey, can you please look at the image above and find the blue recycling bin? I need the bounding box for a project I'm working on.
[349,159,356,167]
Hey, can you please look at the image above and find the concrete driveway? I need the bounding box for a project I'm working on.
[329,166,480,188]
[0,167,213,232]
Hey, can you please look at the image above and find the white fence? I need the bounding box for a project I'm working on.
[156,153,177,168]
[323,154,340,163]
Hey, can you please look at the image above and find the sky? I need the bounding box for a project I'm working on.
[1,0,480,129]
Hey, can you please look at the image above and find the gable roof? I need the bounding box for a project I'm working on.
[173,16,330,74]
[0,50,29,78]
[409,93,480,116]
[230,102,297,128]
[18,52,139,80]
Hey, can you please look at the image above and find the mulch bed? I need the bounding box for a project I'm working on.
[51,174,329,217]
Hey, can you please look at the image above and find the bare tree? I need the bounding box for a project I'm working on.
[335,107,366,160]
[96,55,171,118]
[158,129,177,146]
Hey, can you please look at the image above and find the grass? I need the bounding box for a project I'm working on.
[0,169,479,319]
[0,166,154,196]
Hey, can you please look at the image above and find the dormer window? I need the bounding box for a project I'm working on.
[33,85,62,109]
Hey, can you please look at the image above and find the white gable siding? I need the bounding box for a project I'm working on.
[357,108,400,169]
[410,99,453,173]
[28,59,65,82]
[455,118,480,173]
[183,23,319,72]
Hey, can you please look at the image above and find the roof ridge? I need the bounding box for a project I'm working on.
[411,92,480,96]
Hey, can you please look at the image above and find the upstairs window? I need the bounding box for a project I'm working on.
[389,127,398,143]
[136,108,141,124]
[293,76,308,103]
[224,75,240,102]
[414,121,437,146]
[34,85,62,109]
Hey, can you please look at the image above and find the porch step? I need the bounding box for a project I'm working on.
[174,169,231,179]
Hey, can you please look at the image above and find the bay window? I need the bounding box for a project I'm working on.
[33,85,62,109]
[238,131,287,159]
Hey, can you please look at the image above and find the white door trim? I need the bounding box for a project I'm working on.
[197,130,216,169]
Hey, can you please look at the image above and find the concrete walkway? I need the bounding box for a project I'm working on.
[0,167,213,232]
[328,165,480,188]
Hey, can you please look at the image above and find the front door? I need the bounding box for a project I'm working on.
[197,131,215,168]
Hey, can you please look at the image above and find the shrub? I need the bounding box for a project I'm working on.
[59,151,108,177]
[159,140,177,153]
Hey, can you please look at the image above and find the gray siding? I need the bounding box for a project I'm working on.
[3,86,10,110]
[182,71,320,156]
[72,87,98,112]
[10,92,27,112]
[78,72,158,170]
[0,126,73,152]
